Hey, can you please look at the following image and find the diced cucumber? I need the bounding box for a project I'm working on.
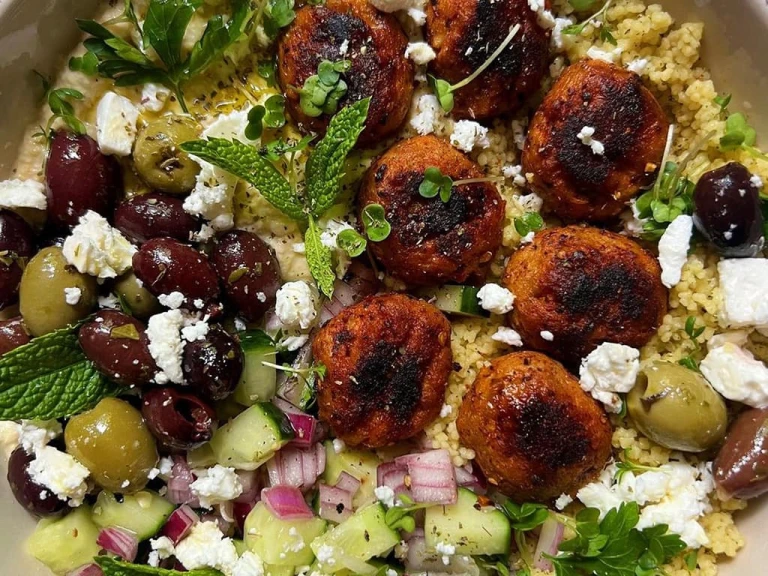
[323,441,380,508]
[265,565,295,576]
[234,330,278,406]
[92,490,174,540]
[187,441,217,468]
[26,506,101,575]
[425,488,511,556]
[420,285,489,318]
[244,502,327,566]
[209,402,293,470]
[310,503,400,574]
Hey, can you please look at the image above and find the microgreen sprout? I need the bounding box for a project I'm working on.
[261,0,296,38]
[563,0,615,44]
[514,212,545,237]
[245,95,287,140]
[679,315,705,371]
[34,72,86,140]
[419,167,503,203]
[257,57,278,87]
[614,455,660,482]
[362,204,392,242]
[299,59,351,117]
[714,94,768,161]
[429,24,521,113]
[337,229,368,257]
[262,361,327,384]
[384,494,423,533]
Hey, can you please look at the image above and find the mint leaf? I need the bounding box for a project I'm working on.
[0,327,120,420]
[305,216,336,298]
[181,137,306,221]
[144,0,202,72]
[96,556,223,576]
[305,98,371,218]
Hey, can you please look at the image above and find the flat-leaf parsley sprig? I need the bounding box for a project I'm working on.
[501,500,549,574]
[34,72,87,140]
[182,98,372,298]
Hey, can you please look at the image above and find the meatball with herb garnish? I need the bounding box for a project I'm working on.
[426,0,550,120]
[523,59,669,222]
[457,351,612,503]
[277,0,414,146]
[503,226,667,365]
[313,293,452,448]
[358,135,505,286]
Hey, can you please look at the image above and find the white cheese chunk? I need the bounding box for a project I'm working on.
[182,319,210,342]
[492,326,524,347]
[576,126,605,155]
[409,93,443,136]
[700,342,768,407]
[450,120,490,153]
[184,162,236,232]
[27,446,89,507]
[405,42,436,65]
[146,310,187,385]
[370,0,427,25]
[62,210,136,279]
[232,552,265,576]
[477,284,515,315]
[18,420,62,455]
[96,91,140,157]
[586,45,623,63]
[658,215,693,288]
[718,258,768,328]
[158,292,186,310]
[174,521,239,574]
[627,58,649,74]
[579,343,640,413]
[276,281,318,330]
[190,465,243,509]
[0,179,47,210]
[502,164,527,187]
[140,83,172,113]
[540,330,555,341]
[375,485,396,508]
[64,287,82,306]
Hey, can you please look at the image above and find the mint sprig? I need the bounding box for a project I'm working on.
[0,327,121,420]
[305,216,336,298]
[96,556,223,576]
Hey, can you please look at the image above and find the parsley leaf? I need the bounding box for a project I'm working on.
[563,0,613,37]
[501,501,549,532]
[35,72,86,138]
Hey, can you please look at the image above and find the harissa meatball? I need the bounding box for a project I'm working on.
[313,293,453,448]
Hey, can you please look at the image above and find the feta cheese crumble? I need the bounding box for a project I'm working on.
[555,493,573,511]
[28,446,90,507]
[62,211,136,279]
[477,284,515,315]
[405,42,436,65]
[369,0,427,25]
[315,544,336,566]
[140,83,172,113]
[576,126,605,155]
[627,58,649,74]
[64,287,82,306]
[18,420,62,455]
[146,310,187,384]
[579,343,640,413]
[148,536,176,567]
[0,179,47,210]
[492,326,524,347]
[96,91,140,157]
[409,93,442,136]
[450,120,491,153]
[159,292,186,310]
[586,45,623,63]
[232,551,265,576]
[435,541,456,565]
[190,465,243,509]
[276,281,318,330]
[174,521,239,574]
[718,259,768,328]
[700,342,768,407]
[751,174,763,189]
[540,330,554,341]
[658,215,693,288]
[181,319,210,342]
[502,164,527,187]
[375,485,396,508]
[332,439,346,454]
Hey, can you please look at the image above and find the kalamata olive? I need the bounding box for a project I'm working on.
[0,317,30,356]
[78,310,157,387]
[182,326,243,401]
[133,116,201,195]
[0,210,36,309]
[114,193,200,244]
[714,407,768,500]
[693,162,765,257]
[132,238,221,308]
[65,398,158,493]
[114,272,162,320]
[7,447,66,516]
[141,387,217,452]
[45,131,121,229]
[211,231,281,322]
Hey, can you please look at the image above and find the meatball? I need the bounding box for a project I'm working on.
[457,351,612,502]
[522,59,669,222]
[358,135,505,285]
[503,226,667,365]
[426,0,549,120]
[277,0,414,146]
[313,294,452,448]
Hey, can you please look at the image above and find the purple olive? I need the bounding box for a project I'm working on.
[45,131,121,229]
[0,317,30,356]
[182,326,243,401]
[714,407,768,500]
[133,238,221,309]
[78,310,157,387]
[114,193,200,245]
[141,387,217,452]
[693,162,765,257]
[0,210,35,309]
[211,231,281,322]
[7,447,66,516]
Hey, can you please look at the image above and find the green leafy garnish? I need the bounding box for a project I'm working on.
[569,0,601,10]
[685,549,698,571]
[362,203,392,242]
[0,327,121,420]
[96,556,223,576]
[418,167,502,203]
[245,95,286,140]
[305,216,337,298]
[476,557,511,576]
[259,134,314,162]
[563,0,614,38]
[299,59,351,117]
[719,112,768,160]
[713,93,732,114]
[337,228,368,257]
[257,57,278,87]
[262,0,296,39]
[678,316,705,371]
[384,494,423,534]
[35,72,86,139]
[614,456,659,482]
[262,361,327,383]
[514,212,545,237]
[501,501,549,532]
[73,0,252,112]
[429,24,520,113]
[685,316,705,340]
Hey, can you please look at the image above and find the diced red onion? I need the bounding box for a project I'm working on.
[377,460,410,497]
[267,444,326,492]
[262,486,314,520]
[318,483,353,523]
[454,466,486,495]
[395,450,457,505]
[235,470,261,503]
[234,501,255,532]
[319,262,380,325]
[335,471,361,495]
[97,526,138,562]
[162,504,199,544]
[287,413,318,448]
[167,456,198,506]
[533,516,565,571]
[66,564,103,576]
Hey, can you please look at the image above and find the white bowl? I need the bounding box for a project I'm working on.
[1,0,767,573]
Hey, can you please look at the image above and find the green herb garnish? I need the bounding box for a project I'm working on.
[34,72,86,139]
[563,0,614,40]
[305,216,337,299]
[245,95,286,140]
[429,24,520,113]
[713,93,732,114]
[501,501,549,574]
[418,167,502,203]
[96,556,223,576]
[685,549,698,571]
[361,203,391,242]
[514,212,545,237]
[337,228,368,257]
[299,59,351,117]
[569,0,602,10]
[257,57,278,86]
[259,134,315,162]
[262,0,296,39]
[678,315,705,371]
[384,494,424,534]
[614,455,660,482]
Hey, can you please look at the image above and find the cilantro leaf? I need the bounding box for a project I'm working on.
[96,556,223,576]
[305,216,336,298]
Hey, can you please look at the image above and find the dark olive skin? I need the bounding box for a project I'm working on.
[693,162,765,257]
[0,317,30,356]
[714,407,768,500]
[45,131,121,229]
[0,210,36,309]
[7,447,67,517]
[132,238,221,308]
[114,193,200,244]
[211,231,281,322]
[182,326,243,401]
[78,310,158,387]
[141,387,217,452]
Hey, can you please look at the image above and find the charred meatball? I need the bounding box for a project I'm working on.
[523,59,669,221]
[503,226,667,365]
[457,352,612,502]
[426,0,549,120]
[277,0,414,146]
[358,135,505,285]
[313,294,452,448]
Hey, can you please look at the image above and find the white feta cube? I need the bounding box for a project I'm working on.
[658,215,693,288]
[718,259,768,328]
[0,179,47,210]
[477,284,515,315]
[96,91,140,157]
[700,342,768,407]
[579,342,640,413]
[450,120,490,153]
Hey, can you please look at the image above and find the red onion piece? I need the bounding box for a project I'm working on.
[454,466,486,495]
[167,456,199,506]
[319,262,380,325]
[234,501,256,532]
[235,470,261,503]
[377,460,410,497]
[395,449,457,505]
[66,564,104,576]
[162,504,199,544]
[262,486,314,520]
[533,516,565,571]
[335,471,361,494]
[267,444,326,492]
[96,526,139,562]
[318,483,353,523]
[286,412,317,447]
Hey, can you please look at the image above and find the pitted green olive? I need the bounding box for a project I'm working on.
[114,272,161,319]
[627,361,728,452]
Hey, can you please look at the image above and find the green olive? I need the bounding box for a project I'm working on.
[114,272,161,319]
[133,115,201,195]
[19,246,97,337]
[65,398,158,493]
[627,361,728,452]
